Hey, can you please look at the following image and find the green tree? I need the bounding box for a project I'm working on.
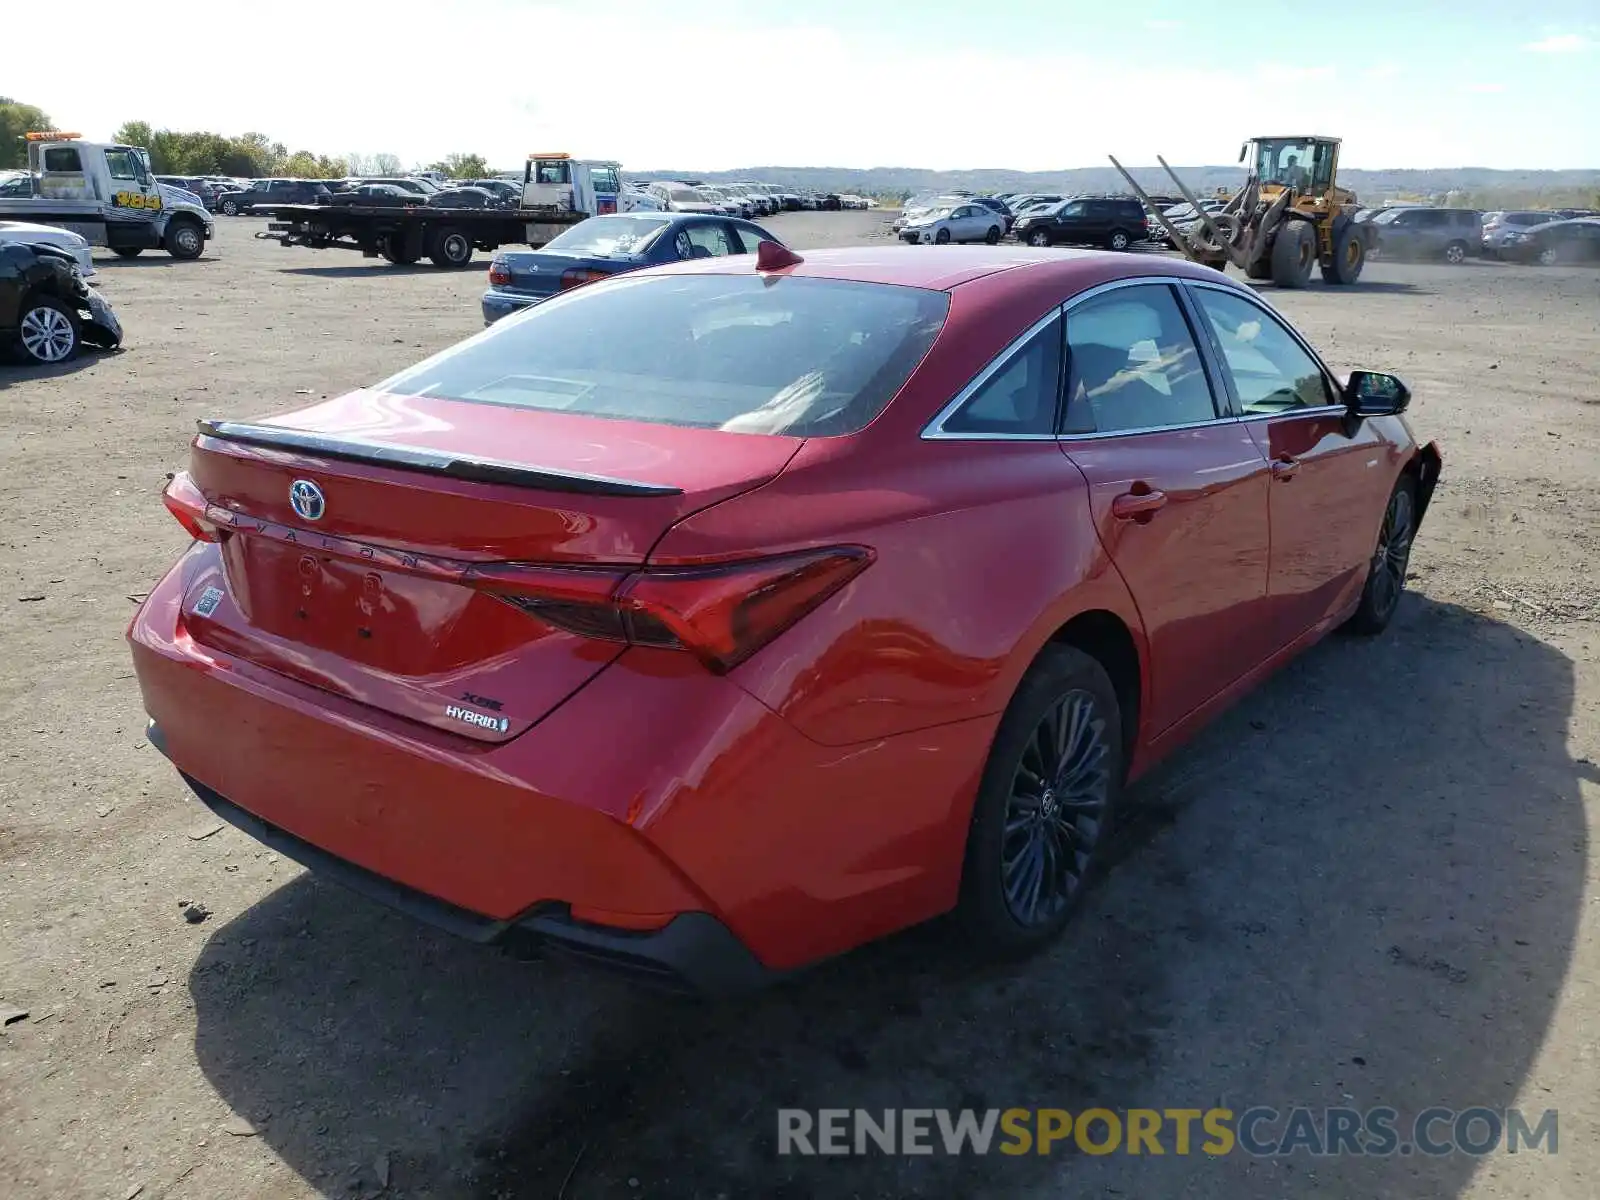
[0,97,54,170]
[443,152,489,179]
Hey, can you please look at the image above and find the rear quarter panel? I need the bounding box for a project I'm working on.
[653,434,1145,747]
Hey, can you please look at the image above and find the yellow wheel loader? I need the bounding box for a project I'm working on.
[1111,136,1372,288]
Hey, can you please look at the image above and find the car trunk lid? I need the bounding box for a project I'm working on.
[179,390,801,740]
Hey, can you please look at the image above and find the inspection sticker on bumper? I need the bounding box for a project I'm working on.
[194,586,224,617]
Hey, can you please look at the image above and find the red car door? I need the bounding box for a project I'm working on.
[1185,283,1388,646]
[1058,281,1274,737]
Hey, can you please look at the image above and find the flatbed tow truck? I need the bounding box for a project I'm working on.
[255,153,626,268]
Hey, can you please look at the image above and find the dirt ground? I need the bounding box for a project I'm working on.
[2,210,1598,1200]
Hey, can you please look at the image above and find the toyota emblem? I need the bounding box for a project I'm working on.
[289,479,326,522]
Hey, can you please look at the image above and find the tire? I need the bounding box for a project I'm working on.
[984,225,1001,245]
[1443,240,1469,265]
[1535,246,1559,267]
[427,226,474,268]
[1270,220,1316,288]
[1345,476,1418,635]
[220,199,239,216]
[1106,228,1132,252]
[934,227,951,245]
[385,229,422,266]
[164,219,205,260]
[956,644,1124,957]
[1320,223,1366,284]
[1244,259,1272,280]
[113,247,143,259]
[1026,228,1052,247]
[15,295,81,365]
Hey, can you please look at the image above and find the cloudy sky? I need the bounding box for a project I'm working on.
[8,0,1598,171]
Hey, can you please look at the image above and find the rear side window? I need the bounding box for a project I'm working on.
[1063,285,1218,434]
[43,147,82,172]
[377,275,949,437]
[941,315,1063,435]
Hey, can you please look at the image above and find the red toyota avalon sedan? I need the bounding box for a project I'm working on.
[129,243,1440,993]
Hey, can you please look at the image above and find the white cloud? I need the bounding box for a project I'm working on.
[1467,82,1507,93]
[1142,18,1183,31]
[1522,33,1590,52]
[1362,63,1401,80]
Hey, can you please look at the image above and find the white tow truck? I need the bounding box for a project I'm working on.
[0,133,214,260]
[520,154,661,214]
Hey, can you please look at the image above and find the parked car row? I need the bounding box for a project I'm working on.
[896,191,1153,252]
[632,181,872,217]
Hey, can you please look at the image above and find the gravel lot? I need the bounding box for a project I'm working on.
[2,209,1599,1200]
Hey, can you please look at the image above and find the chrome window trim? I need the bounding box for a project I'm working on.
[1058,415,1241,443]
[920,308,1064,440]
[919,273,1349,444]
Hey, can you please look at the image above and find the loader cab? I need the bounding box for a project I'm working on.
[1247,137,1338,195]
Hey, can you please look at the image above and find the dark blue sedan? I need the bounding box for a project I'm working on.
[481,212,784,324]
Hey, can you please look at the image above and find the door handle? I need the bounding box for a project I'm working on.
[1111,488,1168,520]
[1271,456,1300,481]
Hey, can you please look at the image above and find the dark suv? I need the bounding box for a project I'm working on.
[1012,196,1148,250]
[219,179,333,216]
[1370,207,1482,264]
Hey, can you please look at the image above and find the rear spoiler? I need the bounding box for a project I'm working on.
[195,419,683,497]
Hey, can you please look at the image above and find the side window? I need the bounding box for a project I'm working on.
[727,224,774,253]
[942,314,1063,436]
[592,166,619,194]
[105,150,141,182]
[1057,201,1086,219]
[43,147,83,172]
[684,223,738,258]
[1188,287,1334,415]
[1063,285,1219,434]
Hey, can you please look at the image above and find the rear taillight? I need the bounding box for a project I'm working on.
[162,470,220,542]
[487,257,511,286]
[477,548,872,673]
[559,267,610,290]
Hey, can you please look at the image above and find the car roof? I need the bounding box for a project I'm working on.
[627,244,1226,292]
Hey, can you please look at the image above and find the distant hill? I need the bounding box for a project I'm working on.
[634,164,1600,204]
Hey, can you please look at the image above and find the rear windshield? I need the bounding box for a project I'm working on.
[545,216,672,256]
[376,274,949,436]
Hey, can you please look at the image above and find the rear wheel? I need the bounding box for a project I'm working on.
[15,296,81,365]
[1270,220,1316,288]
[1345,476,1417,635]
[113,247,143,259]
[427,226,474,268]
[956,645,1123,956]
[984,225,1001,244]
[1320,224,1366,284]
[1106,228,1132,252]
[1443,240,1469,265]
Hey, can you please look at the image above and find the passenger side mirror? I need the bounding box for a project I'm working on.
[1342,370,1411,417]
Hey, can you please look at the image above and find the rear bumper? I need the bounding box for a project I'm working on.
[152,728,775,996]
[481,288,543,324]
[128,550,984,979]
